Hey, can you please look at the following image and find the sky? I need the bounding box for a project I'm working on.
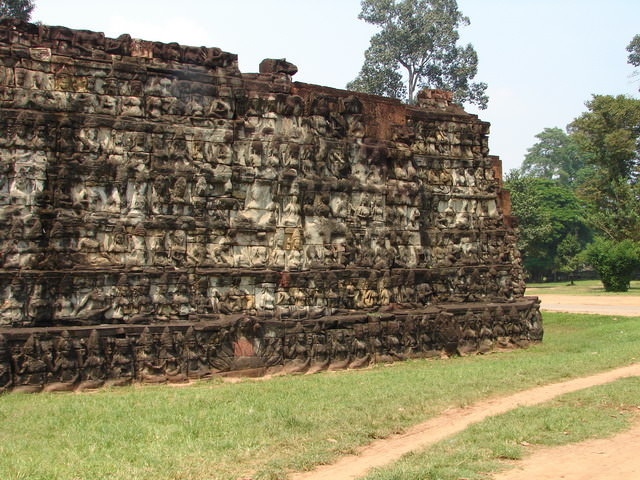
[31,0,640,173]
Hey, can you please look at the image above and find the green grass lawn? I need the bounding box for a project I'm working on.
[1,311,639,480]
[526,279,640,295]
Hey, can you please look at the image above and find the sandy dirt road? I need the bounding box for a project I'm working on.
[535,294,640,317]
[289,364,640,480]
[492,421,640,480]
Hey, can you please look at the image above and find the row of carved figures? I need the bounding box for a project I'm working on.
[0,305,542,393]
[0,266,525,327]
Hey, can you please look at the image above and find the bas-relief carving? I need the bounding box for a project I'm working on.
[0,19,541,390]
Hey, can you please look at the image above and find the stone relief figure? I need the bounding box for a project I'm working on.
[478,312,495,354]
[106,337,134,386]
[401,318,420,357]
[259,332,283,372]
[255,284,275,311]
[182,327,210,379]
[306,332,329,374]
[78,330,106,390]
[281,195,301,227]
[382,321,405,361]
[283,329,309,374]
[207,327,234,373]
[0,280,25,326]
[349,324,371,369]
[457,310,479,356]
[12,334,47,393]
[207,282,221,314]
[45,331,80,392]
[328,330,350,371]
[206,238,234,267]
[135,328,166,383]
[159,328,187,383]
[0,335,13,393]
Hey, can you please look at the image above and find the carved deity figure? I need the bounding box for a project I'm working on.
[42,331,79,392]
[12,334,47,393]
[283,330,309,374]
[159,328,186,383]
[349,324,371,369]
[106,337,134,386]
[135,328,166,383]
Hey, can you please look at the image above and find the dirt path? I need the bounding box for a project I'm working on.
[491,420,640,480]
[535,294,640,316]
[288,363,640,480]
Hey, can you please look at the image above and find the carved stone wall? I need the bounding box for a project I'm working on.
[0,18,541,392]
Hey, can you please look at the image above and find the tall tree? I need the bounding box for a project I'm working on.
[347,0,488,108]
[569,95,640,241]
[628,34,640,67]
[628,34,640,91]
[0,0,34,21]
[570,95,640,182]
[505,172,591,281]
[520,127,585,186]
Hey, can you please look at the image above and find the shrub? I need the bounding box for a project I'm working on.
[583,238,640,291]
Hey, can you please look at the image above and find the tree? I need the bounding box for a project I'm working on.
[569,95,640,241]
[556,233,583,285]
[347,42,407,99]
[583,238,640,292]
[347,0,488,108]
[628,34,640,67]
[505,172,591,281]
[570,95,640,183]
[520,127,585,186]
[0,0,34,21]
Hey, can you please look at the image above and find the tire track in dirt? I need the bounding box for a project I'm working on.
[288,363,640,480]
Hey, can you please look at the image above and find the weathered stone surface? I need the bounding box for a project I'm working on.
[0,18,541,391]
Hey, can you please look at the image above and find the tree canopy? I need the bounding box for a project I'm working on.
[569,95,640,241]
[347,0,488,108]
[510,40,640,287]
[570,95,640,183]
[0,0,34,21]
[627,34,640,68]
[505,172,591,282]
[520,127,585,186]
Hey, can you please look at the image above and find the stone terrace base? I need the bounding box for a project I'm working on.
[0,20,542,393]
[0,297,541,393]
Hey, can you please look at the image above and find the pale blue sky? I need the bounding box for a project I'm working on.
[32,0,640,172]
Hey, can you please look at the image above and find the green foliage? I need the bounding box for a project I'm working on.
[556,233,583,279]
[346,42,407,99]
[577,178,640,242]
[627,34,640,67]
[570,95,640,183]
[348,0,488,107]
[583,238,640,292]
[569,95,640,241]
[0,0,34,21]
[506,172,590,281]
[520,127,585,186]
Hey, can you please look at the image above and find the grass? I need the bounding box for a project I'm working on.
[363,377,640,480]
[1,311,639,480]
[526,279,640,295]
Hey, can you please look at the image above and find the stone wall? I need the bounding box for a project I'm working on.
[0,18,541,392]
